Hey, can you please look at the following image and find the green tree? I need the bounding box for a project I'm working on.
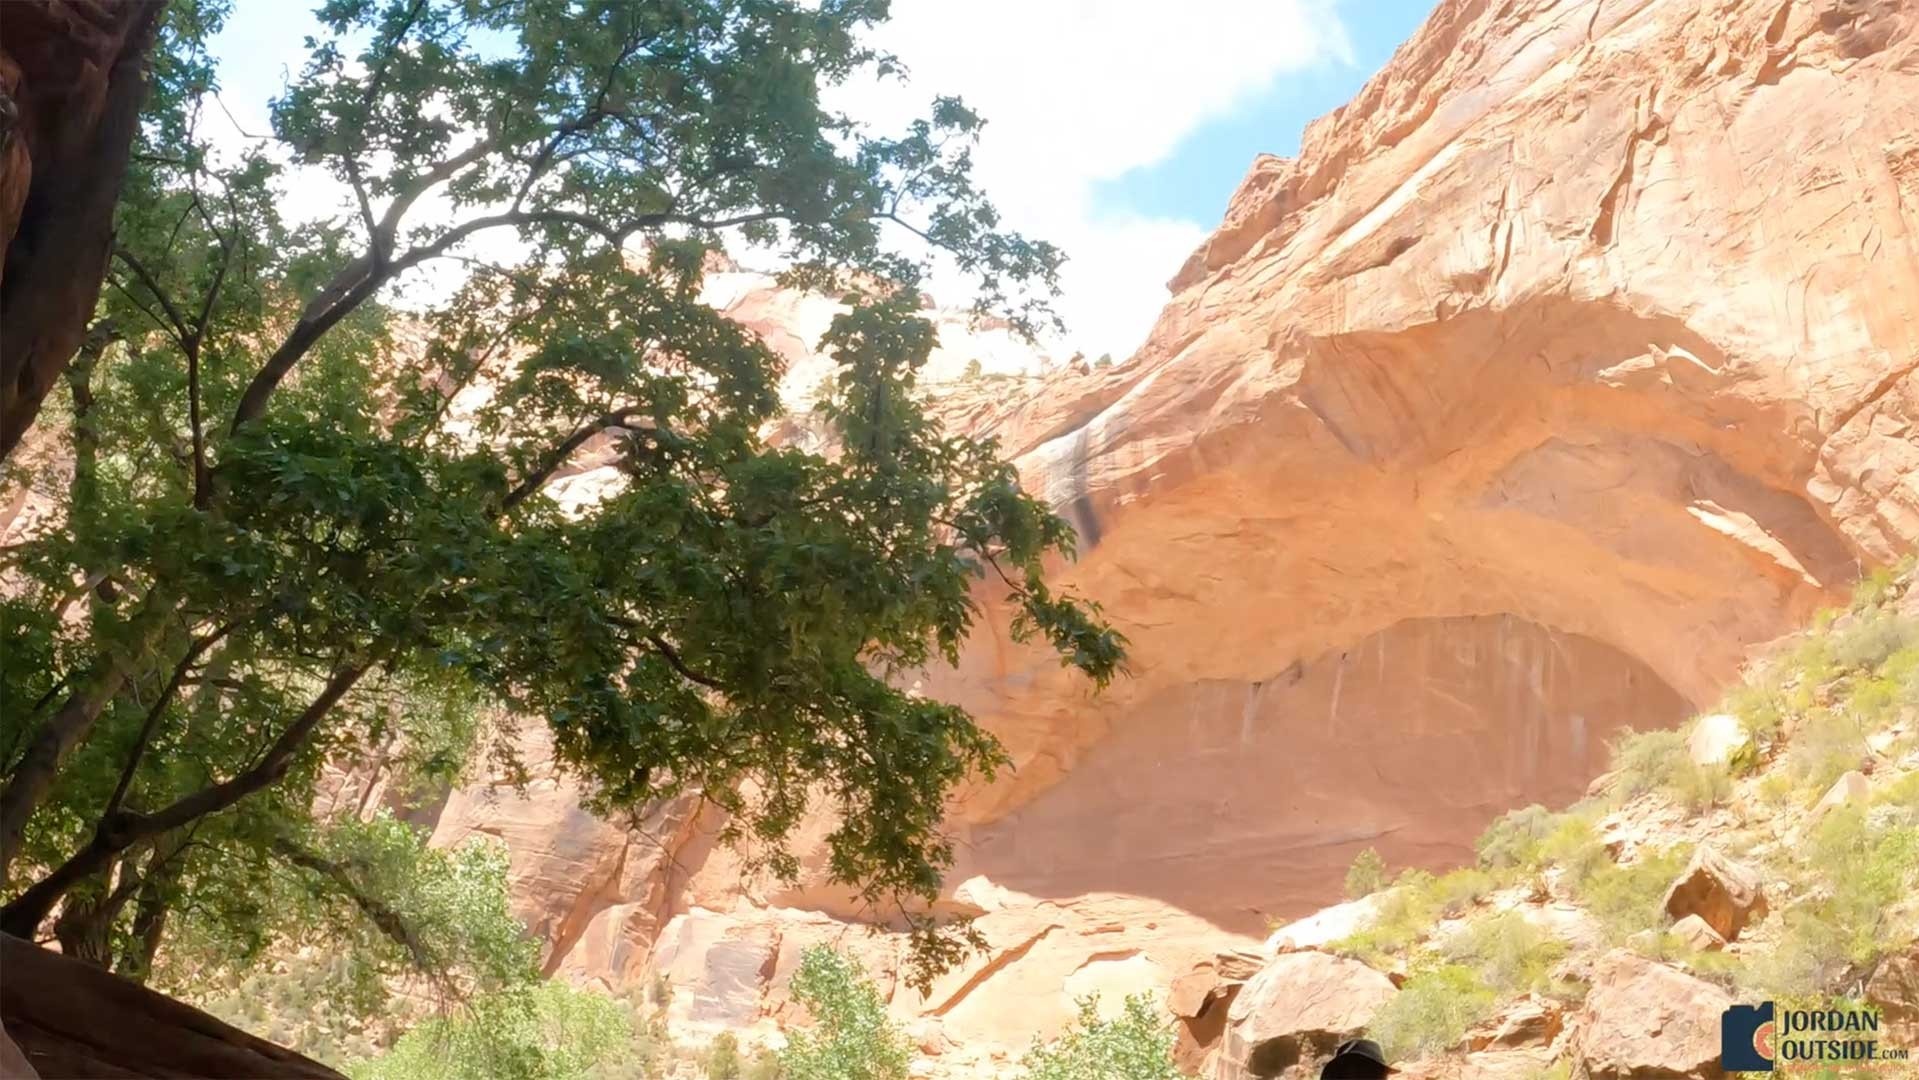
[707,1032,743,1080]
[778,947,911,1080]
[0,0,1124,1003]
[1345,847,1386,898]
[1019,996,1178,1080]
[351,981,635,1080]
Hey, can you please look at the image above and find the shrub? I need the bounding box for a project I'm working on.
[351,982,634,1080]
[778,947,912,1080]
[1669,758,1733,811]
[1331,867,1497,966]
[1571,845,1691,941]
[1332,871,1438,966]
[1724,680,1790,744]
[961,358,983,380]
[707,1033,742,1080]
[1851,564,1906,612]
[1876,770,1919,811]
[1476,805,1554,872]
[1366,965,1496,1061]
[1431,868,1496,917]
[1018,995,1178,1080]
[1607,728,1689,800]
[1346,848,1388,899]
[1782,709,1870,795]
[1538,810,1609,888]
[1829,611,1919,672]
[1439,912,1565,995]
[1797,807,1919,969]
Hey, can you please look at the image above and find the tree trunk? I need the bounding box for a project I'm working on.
[0,660,369,934]
[0,660,132,887]
[0,0,168,461]
[118,843,177,983]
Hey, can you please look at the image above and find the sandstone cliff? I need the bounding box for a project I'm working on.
[412,0,1919,1068]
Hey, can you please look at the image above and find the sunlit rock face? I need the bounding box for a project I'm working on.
[423,0,1919,1063]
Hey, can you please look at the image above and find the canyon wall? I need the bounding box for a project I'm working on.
[416,0,1919,1065]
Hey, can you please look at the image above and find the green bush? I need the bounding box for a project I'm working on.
[1608,728,1689,800]
[1018,995,1178,1080]
[1346,848,1388,899]
[1439,912,1565,996]
[1603,727,1733,810]
[1331,867,1496,966]
[1829,610,1919,672]
[1852,564,1904,612]
[1670,758,1733,811]
[1476,805,1554,871]
[707,1032,742,1080]
[351,982,635,1080]
[1537,810,1609,887]
[1782,709,1870,795]
[1366,965,1495,1061]
[1571,845,1691,941]
[1725,679,1790,745]
[1431,868,1496,917]
[1333,872,1438,966]
[1797,807,1919,969]
[778,947,912,1080]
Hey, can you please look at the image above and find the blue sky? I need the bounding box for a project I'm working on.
[1095,1,1435,226]
[206,0,1439,359]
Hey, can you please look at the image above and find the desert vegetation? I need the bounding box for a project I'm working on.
[1324,565,1919,1062]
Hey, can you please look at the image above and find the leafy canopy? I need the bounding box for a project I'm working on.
[1019,996,1180,1080]
[0,0,1124,1018]
[777,946,913,1080]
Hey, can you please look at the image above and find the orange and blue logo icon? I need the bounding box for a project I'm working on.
[1723,1002,1776,1072]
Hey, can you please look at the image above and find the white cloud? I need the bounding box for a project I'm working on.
[205,1,1354,359]
[831,0,1354,359]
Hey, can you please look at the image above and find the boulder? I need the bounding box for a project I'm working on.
[1662,846,1767,943]
[1217,951,1397,1078]
[1867,942,1919,1040]
[1265,894,1388,954]
[1169,966,1226,1020]
[1464,996,1563,1051]
[1813,771,1872,818]
[1688,714,1747,767]
[1215,948,1267,981]
[1173,980,1242,1076]
[1575,950,1732,1079]
[1670,914,1727,952]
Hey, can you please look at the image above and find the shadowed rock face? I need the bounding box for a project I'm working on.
[414,0,1919,1060]
[955,614,1690,932]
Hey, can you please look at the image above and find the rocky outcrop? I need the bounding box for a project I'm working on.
[1687,714,1746,767]
[1214,951,1398,1079]
[426,0,1919,1063]
[0,933,343,1079]
[0,0,167,459]
[1868,943,1919,1042]
[1572,950,1730,1080]
[1661,846,1767,943]
[1669,913,1726,952]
